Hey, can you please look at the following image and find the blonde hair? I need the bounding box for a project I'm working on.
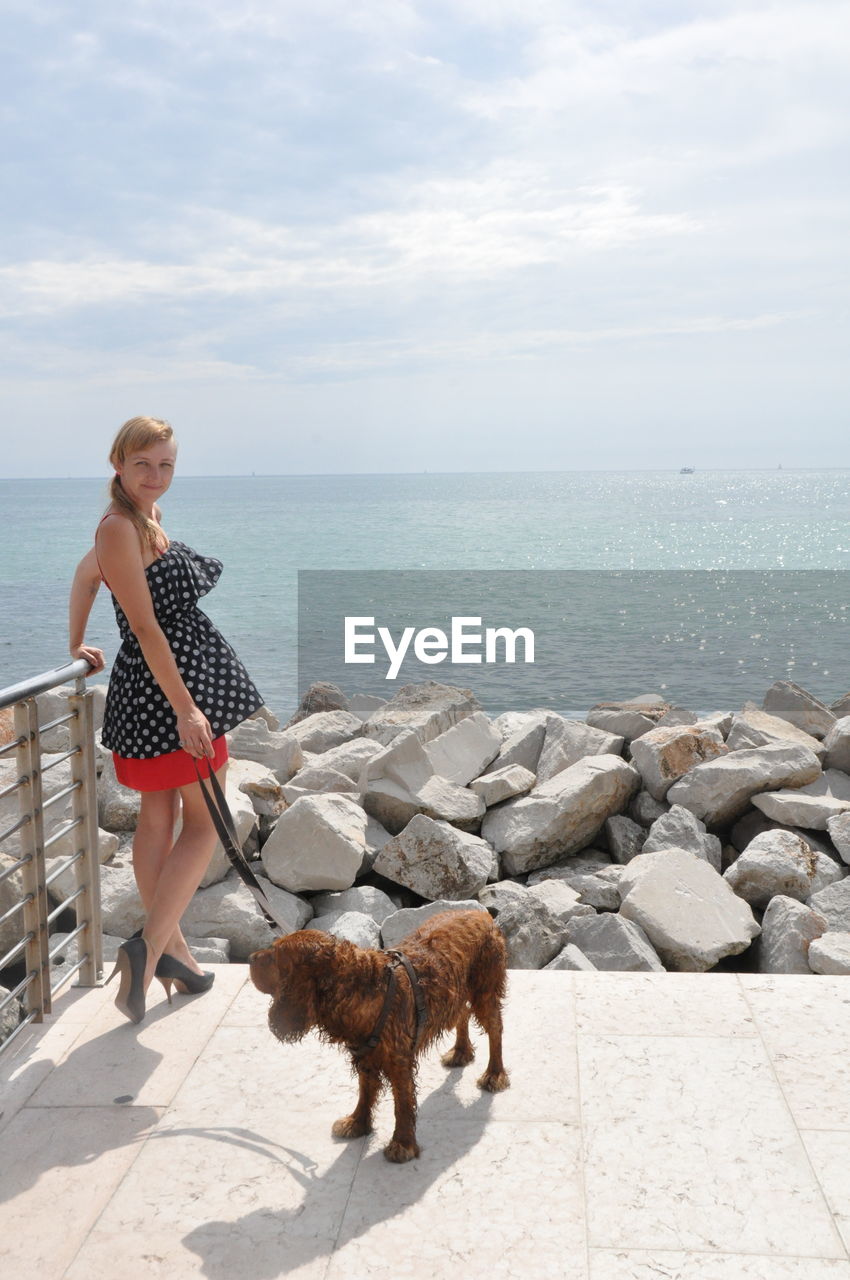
[107,416,176,552]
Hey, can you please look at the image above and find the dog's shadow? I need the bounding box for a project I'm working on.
[182,1062,497,1278]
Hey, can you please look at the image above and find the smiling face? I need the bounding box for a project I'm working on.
[115,439,177,513]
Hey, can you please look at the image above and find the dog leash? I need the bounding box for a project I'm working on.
[352,951,427,1061]
[192,757,292,934]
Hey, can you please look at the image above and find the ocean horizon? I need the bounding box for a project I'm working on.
[3,468,849,720]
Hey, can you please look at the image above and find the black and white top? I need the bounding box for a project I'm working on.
[100,539,264,758]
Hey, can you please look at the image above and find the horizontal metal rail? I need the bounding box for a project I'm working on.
[0,659,91,710]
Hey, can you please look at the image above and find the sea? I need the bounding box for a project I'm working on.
[2,470,850,721]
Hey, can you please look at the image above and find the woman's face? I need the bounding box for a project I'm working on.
[116,440,177,511]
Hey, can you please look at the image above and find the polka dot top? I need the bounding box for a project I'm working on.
[100,539,264,758]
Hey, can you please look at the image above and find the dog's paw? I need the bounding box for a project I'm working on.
[332,1114,372,1140]
[477,1068,510,1093]
[383,1139,420,1163]
[441,1045,475,1069]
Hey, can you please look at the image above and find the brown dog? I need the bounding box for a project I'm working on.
[249,909,510,1162]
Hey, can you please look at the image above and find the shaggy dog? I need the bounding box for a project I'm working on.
[249,909,510,1162]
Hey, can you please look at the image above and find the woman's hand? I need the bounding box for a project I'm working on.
[176,706,214,758]
[71,643,106,674]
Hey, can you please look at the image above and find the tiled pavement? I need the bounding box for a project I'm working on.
[2,967,850,1279]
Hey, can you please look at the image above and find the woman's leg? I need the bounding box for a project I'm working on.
[139,761,227,987]
[133,788,191,961]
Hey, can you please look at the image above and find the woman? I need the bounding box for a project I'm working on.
[69,416,264,1024]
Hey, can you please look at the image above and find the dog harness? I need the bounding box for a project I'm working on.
[352,951,427,1062]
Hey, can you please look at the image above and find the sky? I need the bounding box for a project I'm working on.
[2,0,848,476]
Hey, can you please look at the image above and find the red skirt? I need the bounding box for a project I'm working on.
[113,735,229,792]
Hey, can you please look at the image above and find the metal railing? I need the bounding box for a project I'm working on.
[0,659,103,1057]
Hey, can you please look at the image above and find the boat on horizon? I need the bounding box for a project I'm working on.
[680,466,695,474]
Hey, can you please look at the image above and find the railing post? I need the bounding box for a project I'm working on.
[14,697,51,1020]
[68,680,103,985]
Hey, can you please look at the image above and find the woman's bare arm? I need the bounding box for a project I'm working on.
[95,516,213,756]
[69,547,106,673]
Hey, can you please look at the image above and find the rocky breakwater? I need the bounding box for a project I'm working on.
[7,675,850,1039]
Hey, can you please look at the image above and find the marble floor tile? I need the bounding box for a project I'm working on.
[0,1104,162,1279]
[574,972,757,1039]
[64,1106,365,1280]
[739,976,850,1129]
[590,1249,850,1278]
[327,1119,587,1280]
[579,1032,845,1258]
[26,964,248,1110]
[801,1130,850,1256]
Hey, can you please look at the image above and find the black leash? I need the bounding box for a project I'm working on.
[193,757,292,934]
[352,950,427,1061]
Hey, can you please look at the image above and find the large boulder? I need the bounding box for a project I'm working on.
[526,878,596,927]
[284,682,349,726]
[586,696,671,741]
[826,811,850,865]
[750,769,850,830]
[482,717,546,777]
[534,715,623,783]
[481,754,640,876]
[309,884,398,925]
[360,729,484,834]
[629,724,727,802]
[643,805,722,870]
[543,944,598,971]
[665,742,822,828]
[286,710,363,754]
[808,933,850,975]
[491,894,569,969]
[260,794,367,893]
[823,718,850,773]
[603,814,646,864]
[756,895,828,973]
[807,877,850,930]
[762,681,836,740]
[311,911,382,948]
[227,718,303,780]
[726,702,827,759]
[469,764,536,806]
[180,872,312,959]
[97,754,141,832]
[281,764,358,804]
[363,681,480,746]
[373,814,496,901]
[618,848,761,971]
[308,737,384,783]
[565,913,665,971]
[423,712,501,785]
[226,758,286,818]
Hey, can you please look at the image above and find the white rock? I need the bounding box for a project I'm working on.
[308,737,384,782]
[260,794,367,893]
[619,848,761,971]
[535,715,624,783]
[525,850,614,884]
[756,896,828,973]
[227,719,303,780]
[566,870,623,911]
[348,693,386,721]
[478,881,528,914]
[586,702,662,741]
[423,711,501,785]
[824,717,850,773]
[359,815,394,876]
[99,862,144,936]
[629,724,727,802]
[826,811,850,864]
[482,718,546,776]
[281,765,358,804]
[481,754,640,876]
[380,900,487,948]
[373,814,496,901]
[180,871,312,959]
[226,758,286,817]
[666,742,822,828]
[526,878,596,926]
[807,877,850,930]
[629,790,669,826]
[751,769,850,830]
[762,680,836,740]
[565,913,665,971]
[360,729,484,834]
[643,805,722,870]
[309,885,397,924]
[808,932,850,975]
[469,764,536,806]
[97,754,141,832]
[363,681,480,746]
[287,710,363,754]
[493,895,570,969]
[543,944,598,970]
[726,702,827,759]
